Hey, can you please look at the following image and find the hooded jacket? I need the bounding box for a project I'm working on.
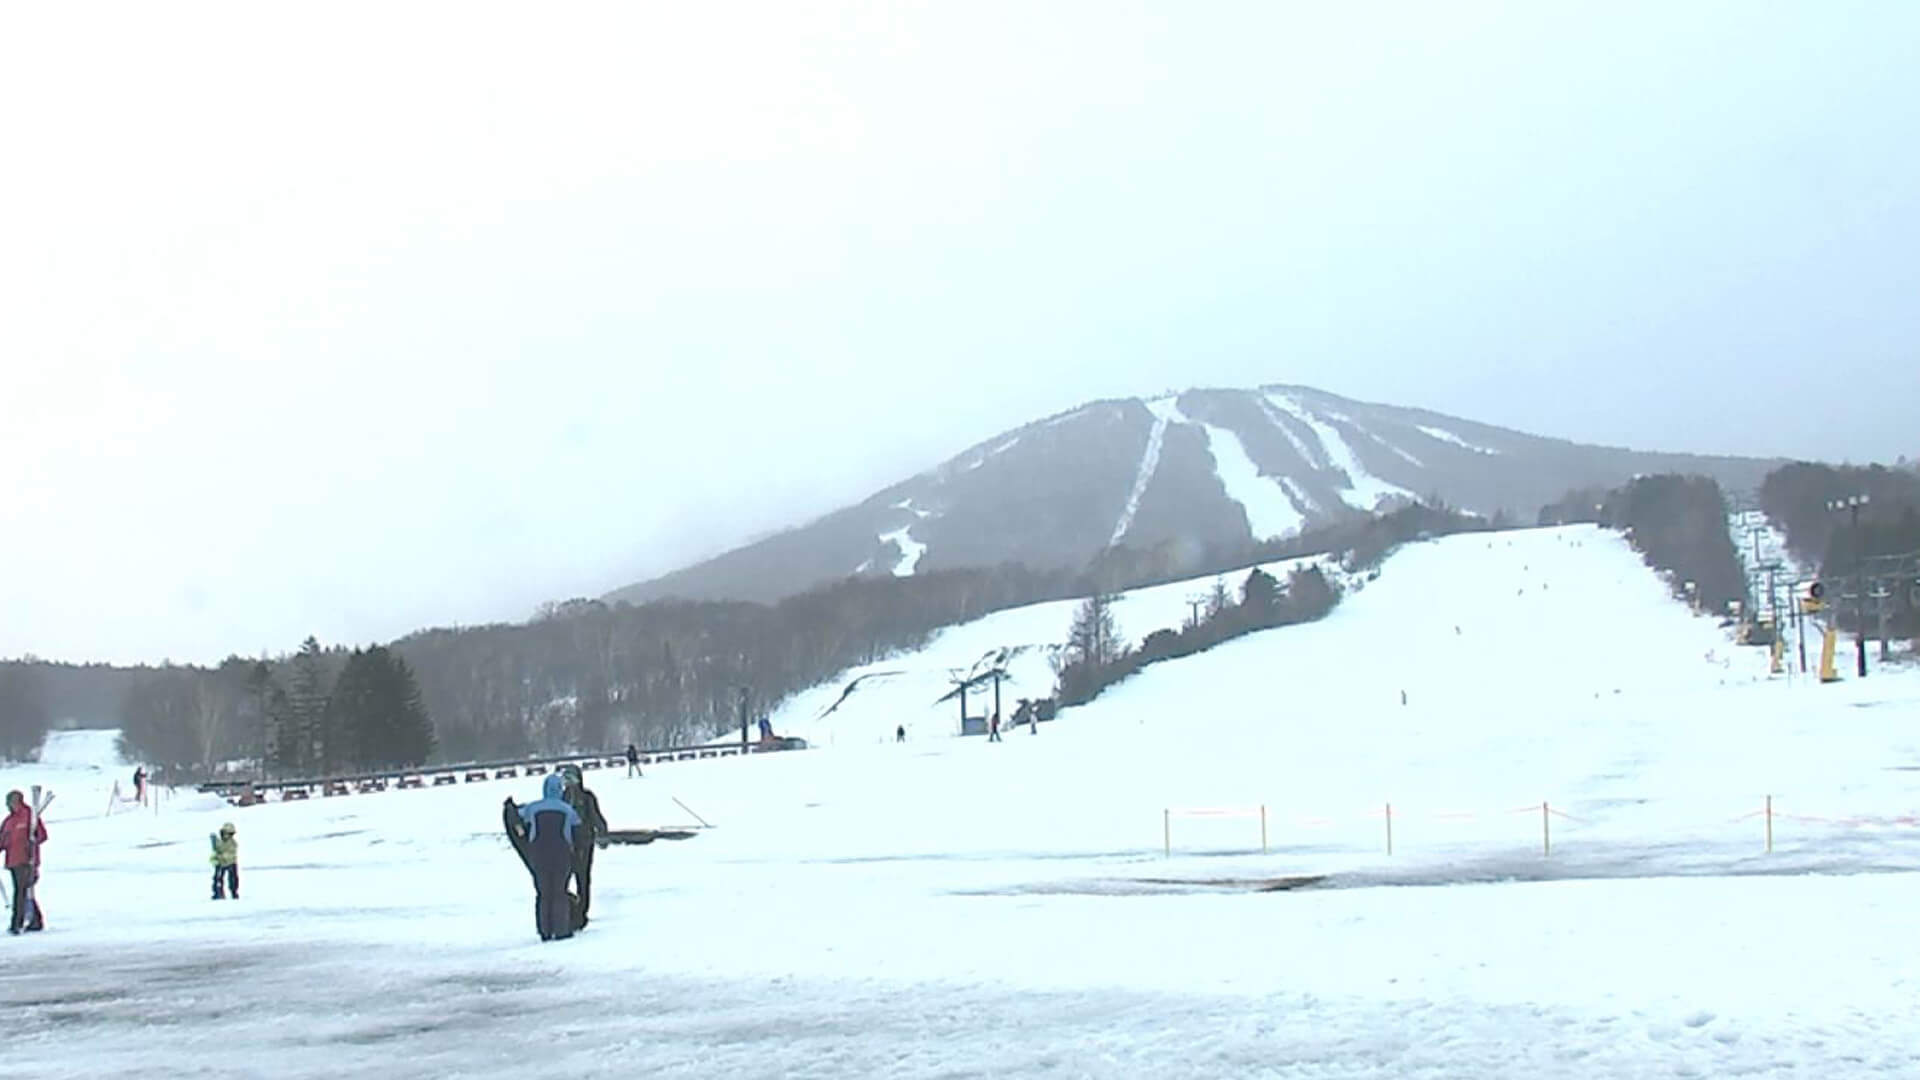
[517,774,581,846]
[562,773,609,856]
[209,828,238,867]
[1,800,47,869]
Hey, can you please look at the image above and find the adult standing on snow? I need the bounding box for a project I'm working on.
[624,743,642,778]
[560,765,609,928]
[2,790,47,935]
[516,774,581,942]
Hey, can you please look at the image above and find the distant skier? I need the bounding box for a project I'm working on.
[133,766,147,806]
[624,743,642,778]
[209,822,239,900]
[2,790,47,935]
[559,766,609,928]
[516,774,581,942]
[987,713,1001,742]
[895,724,905,742]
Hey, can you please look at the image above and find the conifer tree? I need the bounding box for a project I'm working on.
[284,636,331,774]
[331,646,435,770]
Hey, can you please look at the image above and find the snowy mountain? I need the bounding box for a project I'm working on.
[608,384,1779,605]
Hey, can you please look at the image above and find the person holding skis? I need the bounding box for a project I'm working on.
[2,790,47,935]
[209,822,239,900]
[559,765,609,928]
[516,774,581,942]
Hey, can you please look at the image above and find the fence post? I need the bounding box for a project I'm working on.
[1260,805,1268,854]
[1765,795,1773,854]
[1163,809,1170,857]
[1541,801,1551,857]
[1385,801,1394,856]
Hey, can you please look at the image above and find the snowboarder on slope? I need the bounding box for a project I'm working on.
[559,765,609,928]
[517,774,582,941]
[209,822,239,900]
[1,790,47,934]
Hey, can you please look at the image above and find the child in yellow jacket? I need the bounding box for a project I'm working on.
[209,823,239,900]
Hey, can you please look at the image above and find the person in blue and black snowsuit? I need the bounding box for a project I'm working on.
[517,774,582,941]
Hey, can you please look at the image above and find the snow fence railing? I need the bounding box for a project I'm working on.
[197,740,783,803]
[1164,806,1268,856]
[1161,798,1920,858]
[103,778,175,818]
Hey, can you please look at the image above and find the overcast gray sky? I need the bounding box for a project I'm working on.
[3,3,1916,666]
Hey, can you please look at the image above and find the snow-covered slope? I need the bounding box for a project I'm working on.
[8,526,1919,1078]
[0,729,232,826]
[30,728,125,770]
[766,551,1336,747]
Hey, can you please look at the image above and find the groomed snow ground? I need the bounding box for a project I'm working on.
[4,525,1919,1078]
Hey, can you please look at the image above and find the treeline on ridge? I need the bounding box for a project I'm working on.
[1758,462,1920,636]
[1538,473,1748,618]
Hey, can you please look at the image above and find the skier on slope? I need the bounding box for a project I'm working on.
[516,774,581,942]
[559,765,609,929]
[2,790,47,935]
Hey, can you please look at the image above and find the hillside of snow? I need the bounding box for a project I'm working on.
[2,730,125,819]
[5,525,1919,1078]
[766,551,1337,748]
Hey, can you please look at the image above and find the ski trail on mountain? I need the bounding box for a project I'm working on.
[1110,401,1176,544]
[879,524,926,575]
[1114,397,1306,544]
[1280,475,1316,516]
[1359,426,1425,468]
[1192,416,1304,541]
[1322,404,1425,468]
[1418,424,1501,455]
[1256,396,1325,469]
[1266,392,1416,511]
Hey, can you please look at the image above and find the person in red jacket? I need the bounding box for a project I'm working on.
[2,790,47,935]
